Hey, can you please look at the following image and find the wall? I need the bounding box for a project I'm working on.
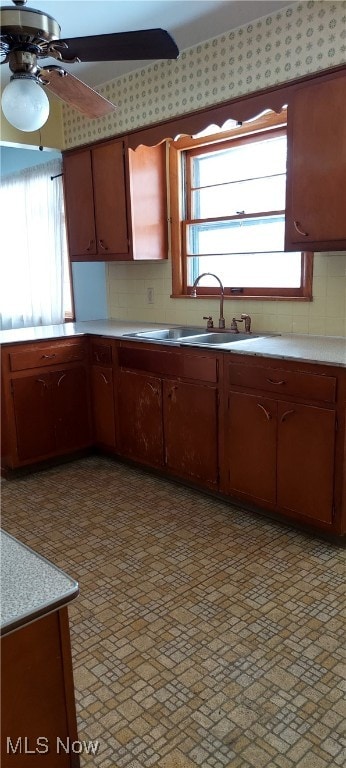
[63,0,346,336]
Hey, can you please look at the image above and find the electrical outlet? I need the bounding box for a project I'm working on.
[147,287,154,304]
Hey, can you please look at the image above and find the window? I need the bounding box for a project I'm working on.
[0,158,73,330]
[170,111,312,299]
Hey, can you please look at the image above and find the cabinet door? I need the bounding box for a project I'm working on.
[117,370,163,466]
[277,401,335,524]
[52,366,91,453]
[226,391,277,504]
[92,141,129,256]
[63,150,97,258]
[12,375,55,461]
[90,365,116,448]
[285,73,346,250]
[163,379,219,487]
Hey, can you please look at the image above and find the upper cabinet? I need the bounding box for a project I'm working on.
[285,71,346,252]
[63,138,168,262]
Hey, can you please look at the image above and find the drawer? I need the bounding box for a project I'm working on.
[91,342,113,366]
[228,364,336,403]
[119,346,218,383]
[9,342,86,372]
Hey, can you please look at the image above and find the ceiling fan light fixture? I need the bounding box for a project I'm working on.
[1,74,50,132]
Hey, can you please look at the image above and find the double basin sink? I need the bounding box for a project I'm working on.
[125,327,265,346]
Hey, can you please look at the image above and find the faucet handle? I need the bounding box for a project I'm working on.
[240,314,251,333]
[203,315,214,329]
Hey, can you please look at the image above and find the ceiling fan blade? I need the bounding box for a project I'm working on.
[41,67,116,118]
[56,29,179,63]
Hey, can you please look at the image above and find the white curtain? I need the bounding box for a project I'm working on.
[0,158,69,330]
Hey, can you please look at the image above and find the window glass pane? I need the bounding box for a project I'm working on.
[187,252,302,288]
[192,135,287,187]
[187,216,285,255]
[192,174,286,217]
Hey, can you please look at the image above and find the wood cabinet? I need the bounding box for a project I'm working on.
[90,340,116,449]
[285,70,346,252]
[1,607,80,768]
[117,343,220,489]
[224,357,338,528]
[63,138,168,262]
[1,340,92,471]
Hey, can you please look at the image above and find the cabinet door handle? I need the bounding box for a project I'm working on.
[100,373,109,384]
[57,373,67,387]
[86,239,94,252]
[257,403,272,421]
[147,382,159,396]
[280,409,295,423]
[99,239,109,251]
[167,385,178,399]
[294,220,308,237]
[37,378,48,388]
[41,353,56,360]
[266,378,285,385]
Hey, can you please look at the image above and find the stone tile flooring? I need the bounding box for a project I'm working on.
[1,456,345,767]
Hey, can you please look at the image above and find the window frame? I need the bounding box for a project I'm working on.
[169,111,313,301]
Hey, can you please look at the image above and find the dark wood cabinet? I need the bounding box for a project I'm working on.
[90,340,116,449]
[1,340,92,470]
[224,357,338,529]
[63,138,168,262]
[163,379,218,487]
[118,369,164,467]
[285,71,346,251]
[1,608,79,768]
[117,344,220,488]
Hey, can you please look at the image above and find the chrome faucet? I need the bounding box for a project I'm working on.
[230,314,252,333]
[191,272,225,329]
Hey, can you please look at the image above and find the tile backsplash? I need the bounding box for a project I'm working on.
[107,253,346,338]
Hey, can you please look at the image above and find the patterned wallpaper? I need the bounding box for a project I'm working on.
[63,0,346,149]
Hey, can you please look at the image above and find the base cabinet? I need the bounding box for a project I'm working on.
[118,369,164,467]
[227,391,335,524]
[90,340,117,449]
[225,358,339,529]
[1,340,92,470]
[117,344,220,489]
[1,608,80,767]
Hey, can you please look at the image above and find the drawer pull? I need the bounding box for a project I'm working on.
[294,220,308,237]
[280,409,295,423]
[57,374,67,387]
[266,378,285,385]
[41,353,56,360]
[100,373,109,385]
[257,403,272,421]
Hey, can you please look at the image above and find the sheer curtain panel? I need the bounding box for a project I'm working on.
[0,159,69,330]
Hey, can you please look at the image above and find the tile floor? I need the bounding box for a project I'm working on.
[1,456,345,768]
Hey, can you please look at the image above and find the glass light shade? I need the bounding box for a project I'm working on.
[1,77,50,132]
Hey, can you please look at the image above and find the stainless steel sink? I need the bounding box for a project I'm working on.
[180,332,261,345]
[124,327,204,341]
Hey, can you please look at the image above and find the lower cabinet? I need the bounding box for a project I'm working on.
[118,369,164,466]
[227,391,335,523]
[90,340,117,449]
[1,340,92,470]
[225,358,339,528]
[117,345,220,489]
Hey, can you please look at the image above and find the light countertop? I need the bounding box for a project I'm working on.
[0,319,346,368]
[0,530,79,636]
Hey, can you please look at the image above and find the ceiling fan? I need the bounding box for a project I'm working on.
[0,0,179,131]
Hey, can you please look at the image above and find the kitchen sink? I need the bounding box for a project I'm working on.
[124,327,204,341]
[180,332,261,345]
[124,328,263,345]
